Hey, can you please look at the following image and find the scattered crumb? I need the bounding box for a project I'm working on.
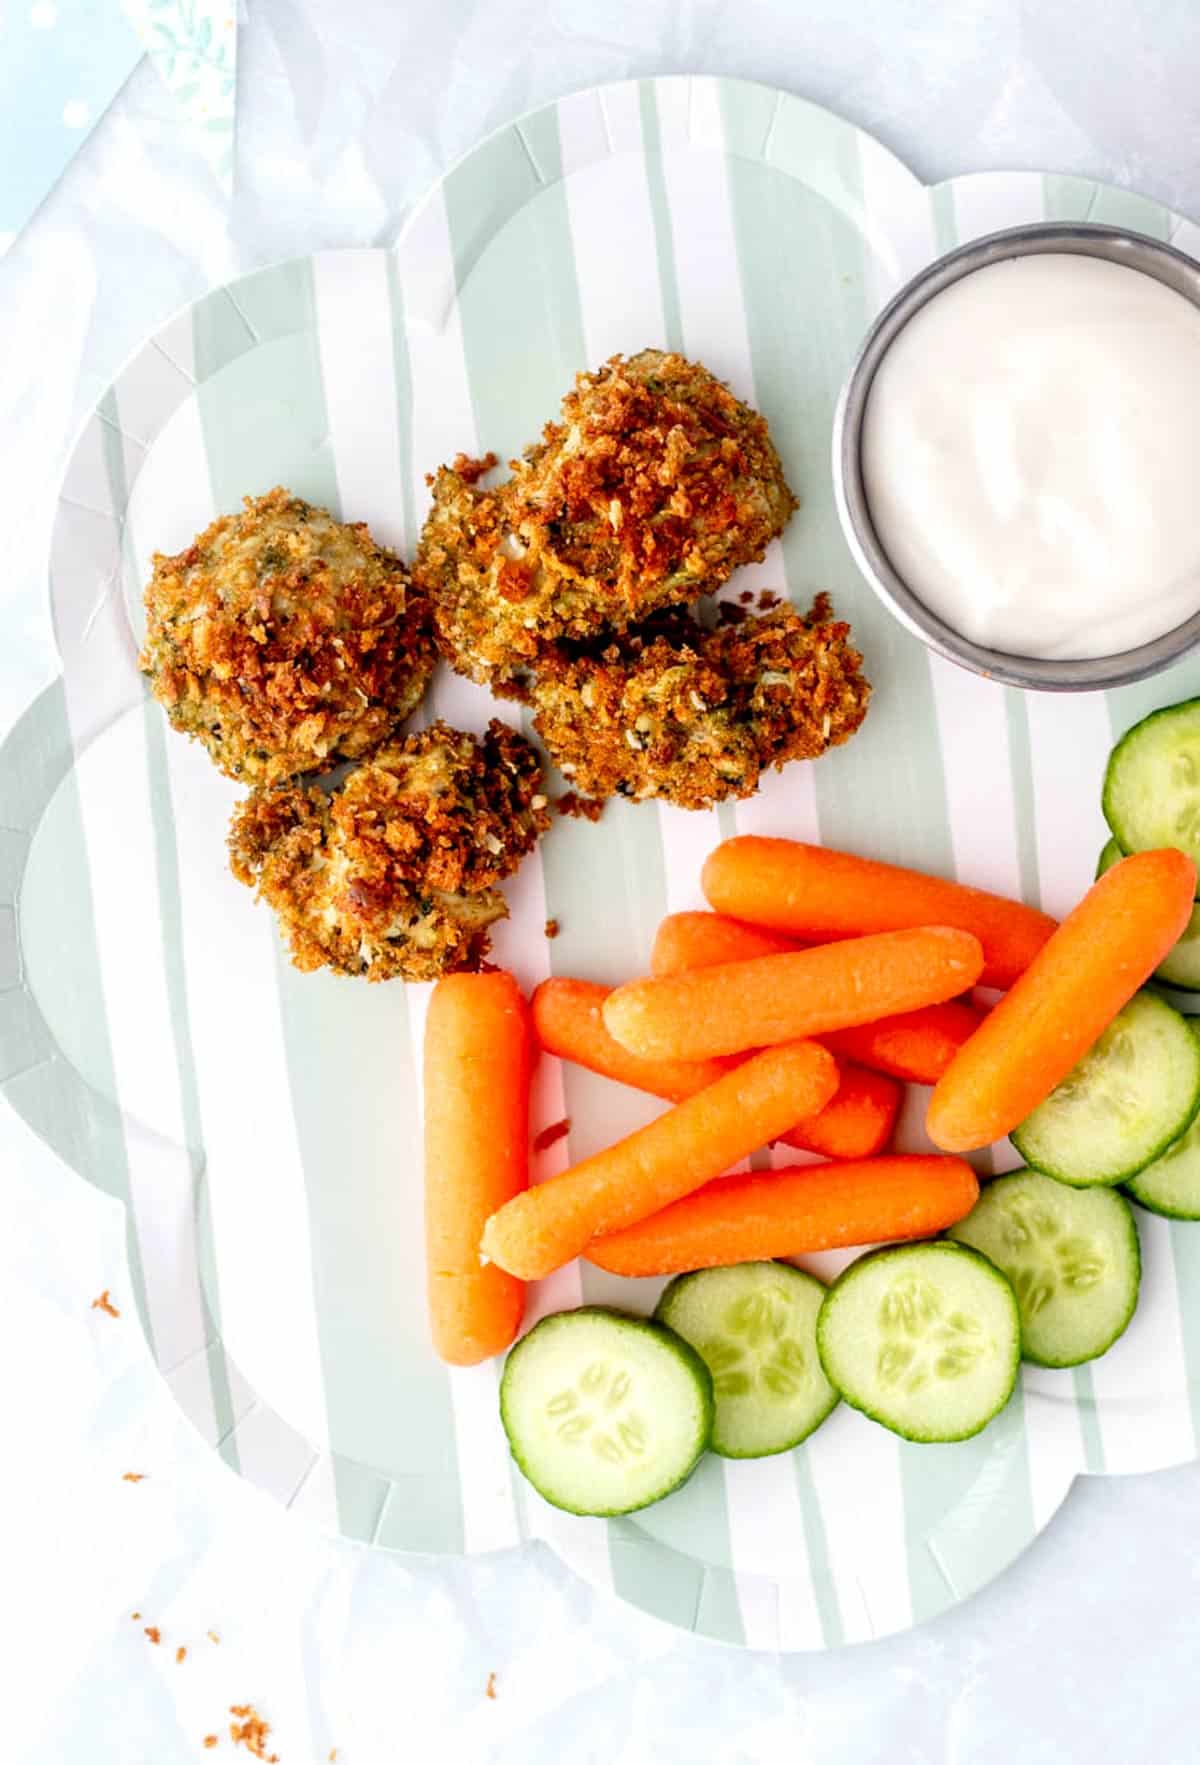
[122,1472,146,1483]
[230,1705,278,1761]
[329,1753,338,1762]
[486,1672,498,1700]
[544,916,560,940]
[208,1630,221,1645]
[204,1739,219,1751]
[91,1289,120,1318]
[144,1627,161,1645]
[176,1645,187,1664]
[756,589,781,610]
[533,1119,570,1154]
[449,450,498,486]
[716,601,748,625]
[738,589,754,604]
[555,790,604,822]
[131,1611,142,1622]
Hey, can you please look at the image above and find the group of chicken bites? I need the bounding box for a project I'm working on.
[528,598,870,811]
[227,720,550,982]
[414,349,798,691]
[140,489,547,982]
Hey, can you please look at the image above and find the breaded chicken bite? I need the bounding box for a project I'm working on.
[414,350,796,687]
[227,719,550,981]
[141,487,435,784]
[529,598,870,811]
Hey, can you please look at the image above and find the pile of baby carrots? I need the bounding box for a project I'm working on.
[424,834,1195,1365]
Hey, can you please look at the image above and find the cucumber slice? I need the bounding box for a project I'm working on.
[1103,698,1200,886]
[947,1168,1140,1367]
[816,1243,1019,1443]
[500,1308,713,1516]
[1097,838,1200,990]
[1125,1093,1200,1218]
[654,1263,838,1458]
[1011,991,1200,1187]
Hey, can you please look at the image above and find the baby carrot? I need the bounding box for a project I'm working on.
[650,911,796,976]
[481,1040,839,1281]
[602,927,984,1063]
[584,1155,980,1277]
[928,849,1198,1152]
[424,971,531,1364]
[532,975,900,1159]
[702,835,1056,989]
[823,1000,983,1085]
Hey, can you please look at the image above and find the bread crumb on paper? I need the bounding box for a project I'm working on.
[533,1119,570,1154]
[544,916,560,939]
[91,1289,120,1317]
[122,1472,146,1483]
[176,1645,187,1664]
[229,1705,279,1761]
[204,1738,219,1751]
[144,1627,161,1646]
[554,790,604,822]
[130,1611,141,1621]
[486,1671,498,1700]
[208,1630,221,1645]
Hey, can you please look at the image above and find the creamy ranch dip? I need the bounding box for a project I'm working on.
[861,252,1200,659]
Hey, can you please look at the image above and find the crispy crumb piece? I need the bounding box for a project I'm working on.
[486,1671,498,1700]
[757,589,781,610]
[555,790,604,822]
[176,1646,187,1664]
[208,1630,221,1644]
[122,1472,146,1483]
[144,1627,161,1645]
[533,1119,570,1154]
[131,1611,142,1621]
[204,1738,219,1751]
[717,600,748,625]
[738,589,754,604]
[544,917,560,939]
[230,1705,278,1761]
[91,1289,120,1317]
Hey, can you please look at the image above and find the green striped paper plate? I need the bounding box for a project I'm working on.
[13,76,1200,1650]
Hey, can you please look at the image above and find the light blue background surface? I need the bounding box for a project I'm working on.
[3,3,1200,1758]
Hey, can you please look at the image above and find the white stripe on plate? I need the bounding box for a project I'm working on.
[723,1454,817,1648]
[945,173,1049,244]
[802,1406,913,1643]
[65,711,214,1393]
[313,250,409,554]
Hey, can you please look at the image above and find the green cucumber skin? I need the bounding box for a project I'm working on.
[1011,992,1200,1189]
[947,1172,1142,1369]
[815,1243,1021,1445]
[1102,698,1200,899]
[1124,1176,1200,1221]
[655,1264,839,1460]
[499,1308,714,1518]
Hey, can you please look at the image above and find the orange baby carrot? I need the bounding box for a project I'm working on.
[532,975,900,1159]
[584,1155,980,1277]
[928,848,1198,1153]
[647,911,981,1084]
[650,910,796,976]
[702,836,1056,990]
[603,927,984,1063]
[823,1000,983,1085]
[424,971,531,1364]
[481,1040,838,1281]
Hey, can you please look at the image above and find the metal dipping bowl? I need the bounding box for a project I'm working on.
[832,221,1200,692]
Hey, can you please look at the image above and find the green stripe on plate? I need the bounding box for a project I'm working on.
[1042,174,1171,240]
[385,256,418,556]
[793,1450,843,1647]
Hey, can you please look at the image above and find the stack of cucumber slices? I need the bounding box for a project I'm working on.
[501,698,1200,1518]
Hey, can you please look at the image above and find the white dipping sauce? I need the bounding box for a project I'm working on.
[861,252,1200,659]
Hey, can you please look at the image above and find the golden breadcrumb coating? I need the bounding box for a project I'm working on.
[141,487,435,784]
[414,350,797,687]
[530,598,870,810]
[227,719,550,981]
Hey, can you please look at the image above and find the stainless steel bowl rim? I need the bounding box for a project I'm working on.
[832,220,1200,692]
